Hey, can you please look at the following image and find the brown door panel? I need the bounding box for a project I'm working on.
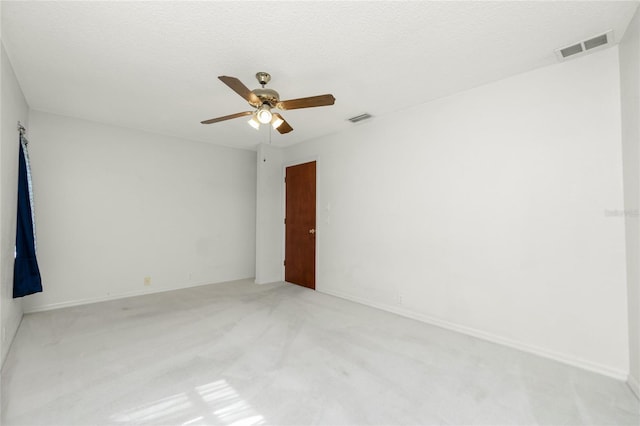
[285,162,316,289]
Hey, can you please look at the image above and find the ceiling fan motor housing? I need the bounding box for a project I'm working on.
[251,88,280,108]
[251,72,278,107]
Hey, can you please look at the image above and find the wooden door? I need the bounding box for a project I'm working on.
[285,161,316,289]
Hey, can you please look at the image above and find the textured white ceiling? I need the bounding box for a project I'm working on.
[2,1,638,149]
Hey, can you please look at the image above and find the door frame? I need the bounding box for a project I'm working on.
[282,156,319,289]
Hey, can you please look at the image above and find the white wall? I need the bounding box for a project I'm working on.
[255,143,284,284]
[279,47,629,378]
[620,5,640,398]
[0,43,27,364]
[23,111,256,312]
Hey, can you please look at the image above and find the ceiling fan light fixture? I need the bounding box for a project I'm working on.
[248,115,260,130]
[256,105,272,124]
[271,116,284,129]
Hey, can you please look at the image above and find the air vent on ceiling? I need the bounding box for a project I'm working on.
[559,43,583,58]
[555,30,614,61]
[348,113,373,123]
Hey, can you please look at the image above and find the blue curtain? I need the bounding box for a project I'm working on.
[13,135,42,298]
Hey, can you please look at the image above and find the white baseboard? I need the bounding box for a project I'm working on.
[1,313,24,371]
[628,374,640,400]
[255,278,283,285]
[24,277,255,314]
[319,288,629,381]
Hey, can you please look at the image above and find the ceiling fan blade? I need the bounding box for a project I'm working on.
[218,76,260,105]
[277,94,336,110]
[273,113,293,134]
[201,111,253,124]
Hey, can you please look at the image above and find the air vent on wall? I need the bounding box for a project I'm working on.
[555,30,614,61]
[348,113,373,123]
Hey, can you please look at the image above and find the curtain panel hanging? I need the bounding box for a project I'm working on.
[13,134,42,298]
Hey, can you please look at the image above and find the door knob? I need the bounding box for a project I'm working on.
[309,229,316,234]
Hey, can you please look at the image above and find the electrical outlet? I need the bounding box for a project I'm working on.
[144,276,151,286]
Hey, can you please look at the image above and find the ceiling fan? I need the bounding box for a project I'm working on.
[201,72,335,134]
